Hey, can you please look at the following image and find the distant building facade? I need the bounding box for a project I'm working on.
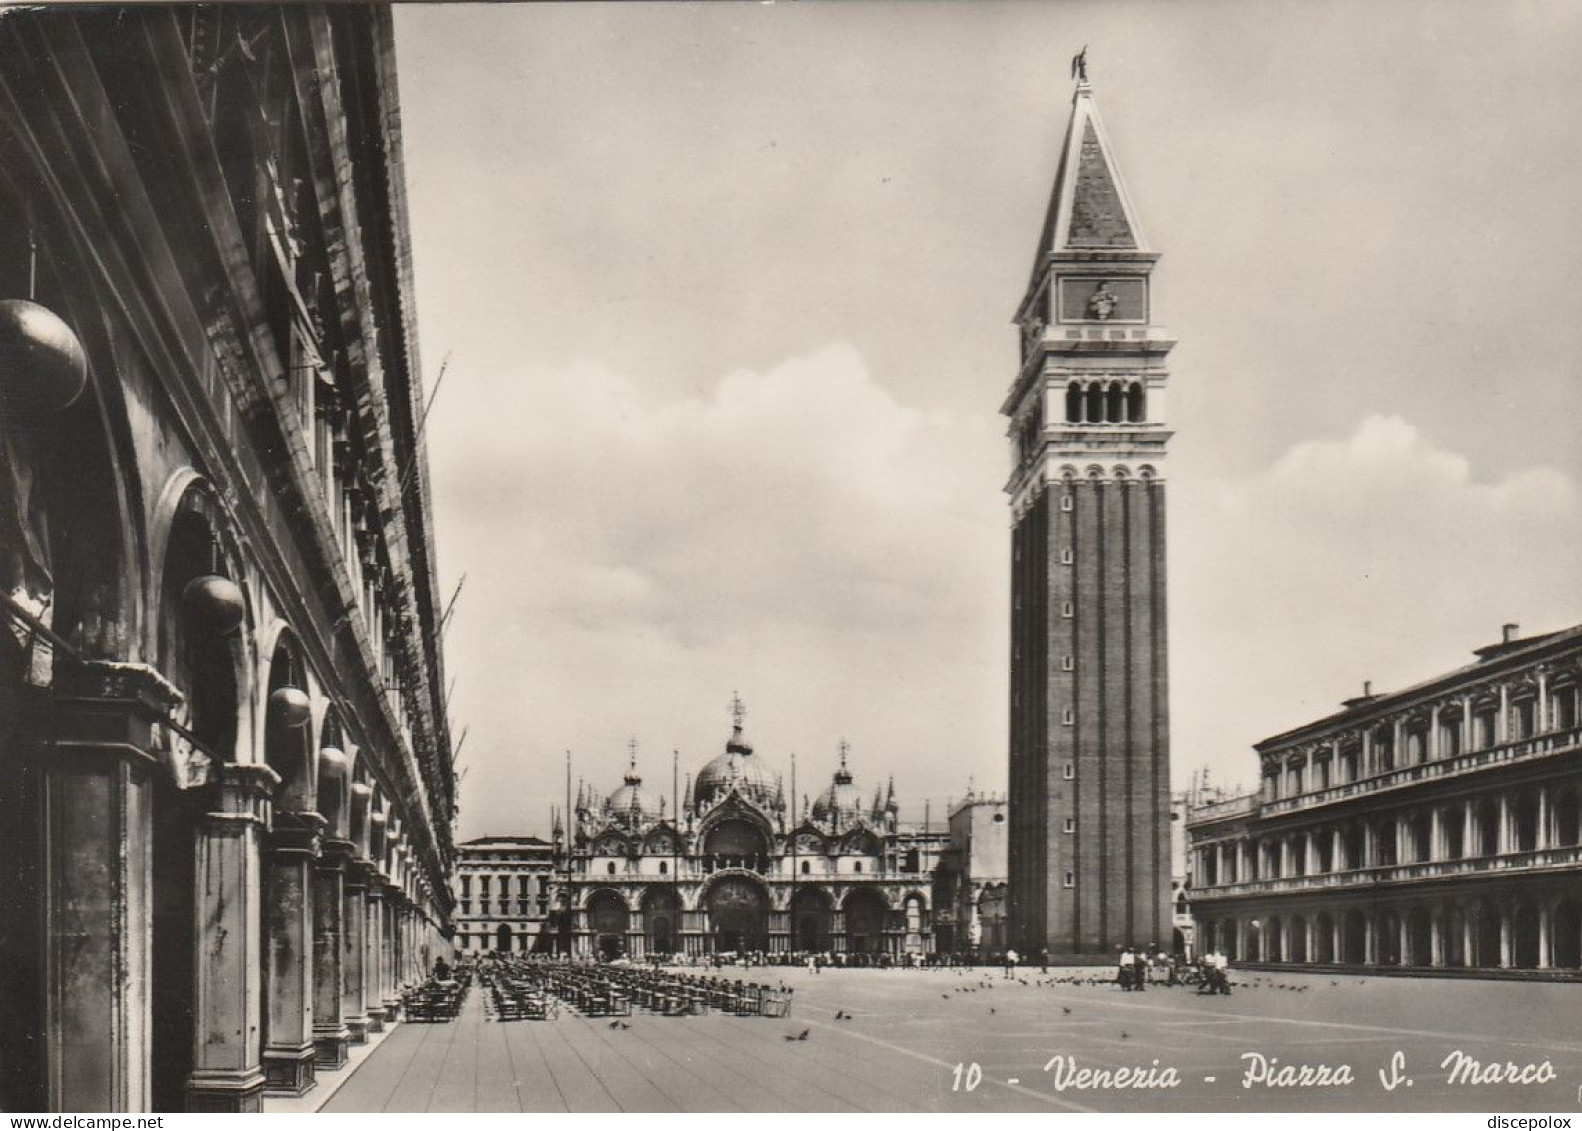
[1005,68,1174,957]
[0,6,455,1112]
[932,793,1009,953]
[553,703,948,959]
[1188,624,1582,975]
[453,837,558,954]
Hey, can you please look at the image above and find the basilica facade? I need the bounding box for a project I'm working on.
[550,705,945,959]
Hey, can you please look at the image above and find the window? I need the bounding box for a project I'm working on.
[1061,601,1074,618]
[1063,871,1075,888]
[606,862,616,875]
[658,861,668,875]
[1060,547,1074,565]
[1061,707,1074,725]
[1062,655,1074,672]
[854,861,863,874]
[1061,494,1073,512]
[1063,818,1075,834]
[801,860,810,874]
[1063,763,1075,781]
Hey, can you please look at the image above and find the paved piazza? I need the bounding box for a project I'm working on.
[317,967,1582,1112]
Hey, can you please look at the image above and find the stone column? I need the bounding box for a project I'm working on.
[1463,699,1474,751]
[262,815,322,1096]
[1537,788,1551,851]
[1538,904,1552,969]
[1498,685,1510,744]
[1331,827,1345,871]
[1304,918,1317,962]
[342,862,370,1044]
[1430,807,1445,862]
[312,839,352,1070]
[1463,802,1476,858]
[382,884,402,1019]
[1499,907,1513,968]
[1364,913,1377,965]
[1498,795,1512,854]
[1331,917,1343,964]
[362,883,386,1032]
[1430,909,1444,966]
[188,762,277,1113]
[39,663,181,1113]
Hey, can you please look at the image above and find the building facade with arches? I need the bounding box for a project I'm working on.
[0,7,456,1112]
[1188,623,1582,977]
[550,711,945,960]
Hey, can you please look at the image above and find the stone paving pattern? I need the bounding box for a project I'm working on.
[320,966,1582,1112]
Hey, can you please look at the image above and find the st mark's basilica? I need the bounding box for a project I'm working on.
[544,699,945,960]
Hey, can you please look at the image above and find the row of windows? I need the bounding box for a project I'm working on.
[1064,382,1146,424]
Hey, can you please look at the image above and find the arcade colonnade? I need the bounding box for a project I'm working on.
[0,5,455,1112]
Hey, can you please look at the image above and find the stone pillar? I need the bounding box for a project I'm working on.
[1538,904,1552,969]
[1499,907,1513,968]
[1331,917,1343,964]
[1463,802,1476,858]
[382,885,402,1019]
[362,884,386,1033]
[262,815,321,1096]
[1498,685,1510,744]
[1537,788,1551,851]
[312,839,352,1069]
[342,863,370,1044]
[1463,698,1474,751]
[1498,794,1512,854]
[1331,827,1345,872]
[188,762,277,1113]
[1304,917,1317,962]
[1430,909,1444,966]
[1429,807,1445,862]
[1364,913,1377,965]
[39,663,181,1113]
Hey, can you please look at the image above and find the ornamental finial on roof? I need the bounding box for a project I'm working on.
[1071,45,1089,86]
[729,690,746,730]
[838,736,850,770]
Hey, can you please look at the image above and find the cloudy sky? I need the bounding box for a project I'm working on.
[391,1,1582,839]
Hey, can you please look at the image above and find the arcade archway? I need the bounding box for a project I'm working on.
[642,887,680,956]
[791,887,833,952]
[844,889,888,955]
[705,876,768,953]
[588,889,629,960]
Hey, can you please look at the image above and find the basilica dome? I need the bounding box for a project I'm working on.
[810,741,869,827]
[693,723,778,810]
[606,752,654,825]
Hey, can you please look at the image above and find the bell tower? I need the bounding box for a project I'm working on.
[1004,58,1173,957]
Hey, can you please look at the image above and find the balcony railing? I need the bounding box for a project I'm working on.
[1191,842,1582,901]
[1261,725,1582,817]
[1188,794,1260,823]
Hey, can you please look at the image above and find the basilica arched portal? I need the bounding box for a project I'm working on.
[705,875,769,953]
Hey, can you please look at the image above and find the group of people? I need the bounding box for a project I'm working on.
[1115,945,1176,990]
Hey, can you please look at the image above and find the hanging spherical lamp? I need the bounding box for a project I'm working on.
[181,574,245,635]
[319,745,349,775]
[0,299,88,416]
[269,686,312,728]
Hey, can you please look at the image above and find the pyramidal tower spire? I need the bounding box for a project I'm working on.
[1004,52,1173,960]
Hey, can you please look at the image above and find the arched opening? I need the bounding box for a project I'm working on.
[587,889,628,960]
[1065,383,1082,423]
[1342,909,1367,964]
[1550,681,1578,731]
[1313,912,1335,963]
[1242,920,1261,962]
[1554,787,1580,847]
[1444,904,1466,967]
[495,924,513,953]
[791,887,833,952]
[1475,902,1502,967]
[1343,824,1364,870]
[1476,798,1500,855]
[844,889,888,956]
[1408,811,1432,863]
[1084,384,1103,425]
[1512,793,1540,853]
[152,498,246,1111]
[1377,909,1401,965]
[1553,899,1582,969]
[1104,382,1124,423]
[1126,383,1144,422]
[1445,810,1465,858]
[1374,818,1397,867]
[1512,905,1540,969]
[1406,908,1432,966]
[1264,916,1283,962]
[705,876,768,954]
[702,818,769,873]
[1171,927,1185,956]
[642,887,680,956]
[1220,919,1238,961]
[1288,915,1308,962]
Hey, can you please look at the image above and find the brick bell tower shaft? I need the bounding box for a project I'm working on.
[1004,62,1174,958]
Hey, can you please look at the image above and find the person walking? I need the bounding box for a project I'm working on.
[1003,947,1019,980]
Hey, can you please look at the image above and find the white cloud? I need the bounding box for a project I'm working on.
[1175,414,1581,793]
[432,344,1007,836]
